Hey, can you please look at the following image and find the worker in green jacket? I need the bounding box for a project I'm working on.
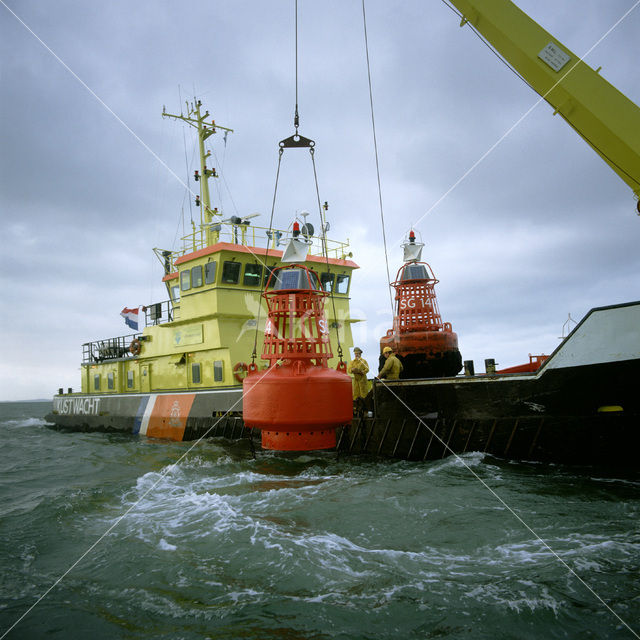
[378,346,403,380]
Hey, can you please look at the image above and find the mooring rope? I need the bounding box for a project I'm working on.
[365,377,640,639]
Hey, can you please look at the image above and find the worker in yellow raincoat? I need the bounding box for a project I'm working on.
[348,347,370,411]
[378,346,403,380]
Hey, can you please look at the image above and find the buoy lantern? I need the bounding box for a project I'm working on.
[243,264,352,451]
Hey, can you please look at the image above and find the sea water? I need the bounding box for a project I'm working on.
[0,401,638,640]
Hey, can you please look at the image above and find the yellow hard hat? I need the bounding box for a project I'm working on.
[353,347,362,353]
[383,346,393,354]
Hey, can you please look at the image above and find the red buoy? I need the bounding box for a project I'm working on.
[243,264,352,451]
[380,231,462,378]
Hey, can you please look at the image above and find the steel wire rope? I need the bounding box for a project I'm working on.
[211,147,239,217]
[309,149,344,361]
[369,377,640,640]
[249,0,301,365]
[3,2,636,634]
[0,1,198,202]
[362,0,394,316]
[251,0,342,364]
[440,0,640,194]
[171,124,195,251]
[250,148,284,364]
[406,0,640,236]
[179,85,196,229]
[0,364,281,640]
[183,132,195,230]
[294,0,300,132]
[0,8,284,634]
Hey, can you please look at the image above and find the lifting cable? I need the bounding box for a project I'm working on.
[361,0,395,316]
[310,149,344,363]
[250,0,344,365]
[250,145,282,365]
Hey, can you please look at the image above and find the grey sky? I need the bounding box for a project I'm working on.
[1,0,639,401]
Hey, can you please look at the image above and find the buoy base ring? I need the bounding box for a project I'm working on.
[261,428,336,451]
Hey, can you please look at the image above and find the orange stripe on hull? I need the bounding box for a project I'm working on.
[146,394,196,440]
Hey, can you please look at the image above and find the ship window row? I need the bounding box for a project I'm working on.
[191,361,224,384]
[93,372,132,390]
[180,262,217,291]
[221,261,264,286]
[320,272,350,294]
[179,261,350,294]
[91,362,223,390]
[93,372,119,390]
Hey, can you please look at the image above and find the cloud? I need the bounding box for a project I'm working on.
[1,0,639,400]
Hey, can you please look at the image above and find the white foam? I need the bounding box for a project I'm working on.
[465,580,561,614]
[3,417,47,428]
[157,538,177,551]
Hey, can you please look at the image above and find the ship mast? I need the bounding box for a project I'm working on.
[162,100,233,245]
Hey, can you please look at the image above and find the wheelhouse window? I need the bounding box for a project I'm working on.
[94,375,100,391]
[264,266,277,288]
[107,373,115,390]
[191,265,203,288]
[222,261,241,284]
[308,271,320,290]
[320,272,334,292]
[171,285,180,302]
[213,360,224,382]
[205,261,217,285]
[180,270,191,291]
[336,274,350,294]
[192,363,201,384]
[243,264,263,286]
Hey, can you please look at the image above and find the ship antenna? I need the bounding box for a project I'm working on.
[178,85,195,229]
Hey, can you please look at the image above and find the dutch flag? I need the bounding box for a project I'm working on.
[121,307,141,331]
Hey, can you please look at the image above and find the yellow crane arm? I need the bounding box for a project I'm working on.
[448,0,640,206]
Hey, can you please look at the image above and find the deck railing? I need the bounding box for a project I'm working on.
[144,300,174,325]
[82,299,177,363]
[82,333,141,364]
[156,220,352,273]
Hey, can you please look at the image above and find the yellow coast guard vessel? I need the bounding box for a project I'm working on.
[47,100,359,440]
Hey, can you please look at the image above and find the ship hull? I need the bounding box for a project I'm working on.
[337,406,639,468]
[46,388,244,441]
[46,301,640,468]
[341,301,640,467]
[343,356,639,467]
